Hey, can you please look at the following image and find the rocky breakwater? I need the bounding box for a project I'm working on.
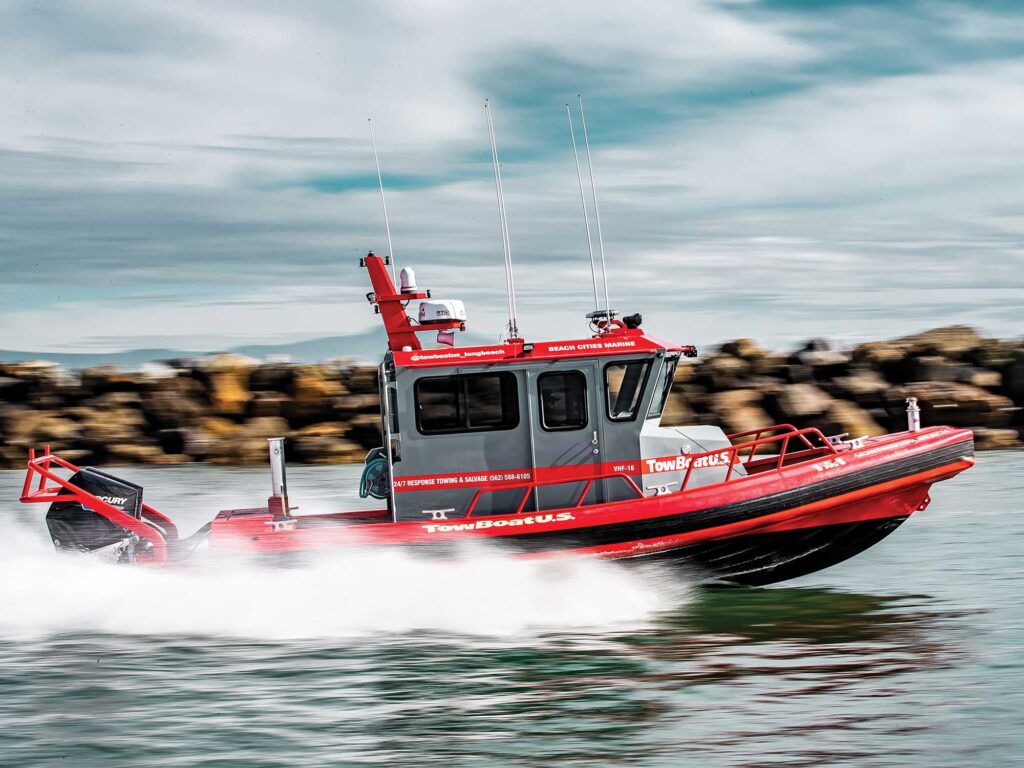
[0,356,383,468]
[0,325,1020,469]
[660,325,1022,450]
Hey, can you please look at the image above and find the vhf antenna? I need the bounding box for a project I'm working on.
[485,99,520,339]
[579,95,612,320]
[566,103,600,314]
[368,118,397,283]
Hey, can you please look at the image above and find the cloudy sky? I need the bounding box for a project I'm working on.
[1,0,1022,355]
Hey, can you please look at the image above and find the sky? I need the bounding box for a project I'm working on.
[1,0,1022,356]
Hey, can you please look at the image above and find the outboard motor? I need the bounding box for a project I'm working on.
[46,468,146,561]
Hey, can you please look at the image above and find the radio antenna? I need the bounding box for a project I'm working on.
[368,118,397,283]
[578,95,611,319]
[485,99,519,339]
[566,103,600,313]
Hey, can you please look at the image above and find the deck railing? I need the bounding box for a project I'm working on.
[462,424,838,516]
[689,424,837,488]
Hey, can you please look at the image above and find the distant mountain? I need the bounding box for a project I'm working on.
[0,327,496,368]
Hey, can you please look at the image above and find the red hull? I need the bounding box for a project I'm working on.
[206,426,973,582]
[18,425,973,585]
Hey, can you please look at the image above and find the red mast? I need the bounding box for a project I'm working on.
[361,252,465,352]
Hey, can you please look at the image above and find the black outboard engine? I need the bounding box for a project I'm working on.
[46,468,146,561]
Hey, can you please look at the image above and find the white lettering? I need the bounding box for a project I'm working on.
[422,512,577,533]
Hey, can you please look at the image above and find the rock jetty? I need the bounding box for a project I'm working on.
[1,325,1020,468]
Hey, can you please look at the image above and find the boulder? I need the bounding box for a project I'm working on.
[905,356,998,388]
[820,400,885,439]
[719,338,765,360]
[659,391,697,427]
[196,354,256,417]
[1004,350,1024,404]
[829,369,890,407]
[345,413,384,448]
[344,366,379,395]
[672,362,696,384]
[851,340,906,367]
[82,391,144,409]
[140,388,208,429]
[710,389,763,411]
[891,382,1014,429]
[960,368,1001,390]
[293,365,348,401]
[157,427,187,455]
[80,365,144,394]
[1,407,82,443]
[770,383,833,420]
[965,340,1021,372]
[332,394,381,419]
[0,376,33,403]
[202,416,291,464]
[66,405,148,445]
[0,360,65,388]
[249,363,296,393]
[899,325,986,358]
[248,391,291,419]
[971,428,1021,450]
[780,363,813,384]
[725,407,774,437]
[105,442,178,465]
[749,354,789,379]
[797,351,850,380]
[695,354,750,390]
[289,423,366,464]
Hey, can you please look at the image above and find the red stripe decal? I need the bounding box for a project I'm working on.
[391,450,737,492]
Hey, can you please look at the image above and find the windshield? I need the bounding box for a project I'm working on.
[646,354,679,419]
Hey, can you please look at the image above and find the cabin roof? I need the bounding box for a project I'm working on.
[392,329,684,369]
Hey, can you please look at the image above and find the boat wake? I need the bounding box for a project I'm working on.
[0,512,677,641]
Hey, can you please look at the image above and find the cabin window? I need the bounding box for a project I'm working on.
[415,372,519,434]
[538,371,588,431]
[604,360,652,421]
[646,354,680,419]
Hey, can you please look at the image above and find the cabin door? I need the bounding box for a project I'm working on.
[526,363,604,511]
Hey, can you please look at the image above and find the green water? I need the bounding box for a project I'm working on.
[0,453,1021,767]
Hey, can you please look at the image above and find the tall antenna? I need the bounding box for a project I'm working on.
[566,103,600,312]
[578,95,611,318]
[368,118,397,283]
[485,99,519,339]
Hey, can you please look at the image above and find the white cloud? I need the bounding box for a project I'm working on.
[0,1,1021,353]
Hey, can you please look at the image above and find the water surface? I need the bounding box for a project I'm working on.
[0,453,1021,766]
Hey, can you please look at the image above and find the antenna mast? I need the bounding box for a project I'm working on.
[578,95,611,319]
[368,118,397,283]
[566,104,600,313]
[485,99,519,339]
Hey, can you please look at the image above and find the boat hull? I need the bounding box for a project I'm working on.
[633,514,910,586]
[205,427,973,585]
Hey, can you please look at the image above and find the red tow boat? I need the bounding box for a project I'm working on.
[18,253,974,585]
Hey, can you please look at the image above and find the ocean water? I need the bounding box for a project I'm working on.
[0,452,1021,767]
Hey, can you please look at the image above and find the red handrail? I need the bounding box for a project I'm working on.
[463,425,835,515]
[19,446,172,563]
[681,425,836,491]
[726,423,827,464]
[464,471,644,518]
